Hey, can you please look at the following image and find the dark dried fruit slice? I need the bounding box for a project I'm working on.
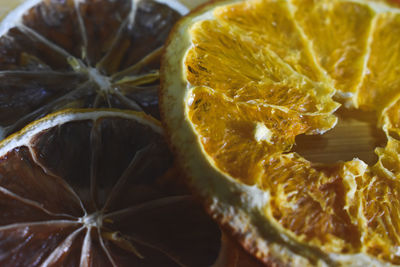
[0,0,203,139]
[0,109,220,266]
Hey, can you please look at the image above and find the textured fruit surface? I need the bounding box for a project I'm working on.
[0,109,220,266]
[161,0,400,265]
[0,0,199,139]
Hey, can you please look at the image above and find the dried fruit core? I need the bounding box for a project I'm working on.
[81,211,103,228]
[87,67,112,93]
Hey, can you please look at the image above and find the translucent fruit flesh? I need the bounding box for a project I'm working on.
[162,0,400,265]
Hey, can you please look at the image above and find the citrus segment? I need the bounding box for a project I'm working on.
[188,87,337,184]
[0,109,220,266]
[290,0,375,105]
[76,0,132,66]
[355,170,400,263]
[212,0,325,82]
[186,7,339,114]
[97,1,181,75]
[0,146,85,217]
[0,71,85,127]
[187,4,334,97]
[21,0,85,59]
[357,12,400,111]
[161,0,400,265]
[262,154,362,252]
[0,223,83,266]
[0,26,72,71]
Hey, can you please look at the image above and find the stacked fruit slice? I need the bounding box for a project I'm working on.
[0,109,220,266]
[7,0,400,265]
[0,0,196,139]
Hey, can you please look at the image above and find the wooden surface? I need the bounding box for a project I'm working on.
[293,108,387,165]
[0,0,26,20]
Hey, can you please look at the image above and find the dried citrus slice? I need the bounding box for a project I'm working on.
[0,0,209,139]
[0,109,220,266]
[161,0,400,265]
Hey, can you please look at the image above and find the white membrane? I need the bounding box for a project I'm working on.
[154,0,190,15]
[0,0,41,36]
[0,110,163,156]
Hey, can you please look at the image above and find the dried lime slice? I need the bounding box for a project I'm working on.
[0,0,207,139]
[0,109,220,266]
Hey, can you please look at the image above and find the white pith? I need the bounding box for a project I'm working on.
[254,123,273,143]
[0,0,41,36]
[0,110,163,157]
[87,67,112,93]
[154,0,189,15]
[80,211,103,229]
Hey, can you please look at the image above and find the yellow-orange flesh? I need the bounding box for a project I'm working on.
[182,0,400,263]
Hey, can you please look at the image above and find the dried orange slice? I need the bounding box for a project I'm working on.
[0,0,209,139]
[161,0,400,265]
[0,109,220,266]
